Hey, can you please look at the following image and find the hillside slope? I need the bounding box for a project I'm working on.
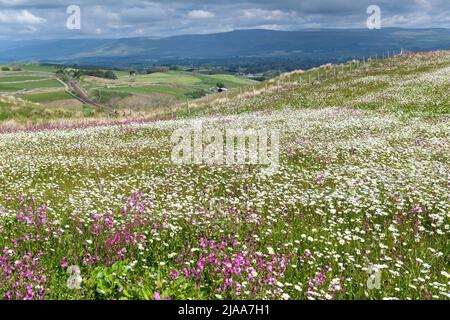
[189,50,450,117]
[0,51,448,300]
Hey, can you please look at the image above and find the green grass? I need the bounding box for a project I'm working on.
[107,85,189,99]
[19,64,59,73]
[194,73,256,88]
[187,53,450,119]
[128,71,254,89]
[121,72,202,86]
[21,90,73,103]
[0,100,70,122]
[82,70,255,106]
[0,52,448,300]
[0,75,47,82]
[1,65,254,112]
[0,79,62,92]
[0,97,101,123]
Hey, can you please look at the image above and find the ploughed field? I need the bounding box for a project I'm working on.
[0,52,449,300]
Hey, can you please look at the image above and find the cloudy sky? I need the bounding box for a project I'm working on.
[0,0,449,39]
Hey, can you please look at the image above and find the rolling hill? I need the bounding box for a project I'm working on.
[1,28,450,70]
[0,63,255,127]
[0,51,448,300]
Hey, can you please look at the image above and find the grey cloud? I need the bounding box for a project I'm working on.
[0,0,448,40]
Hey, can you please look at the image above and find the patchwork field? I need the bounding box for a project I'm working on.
[0,79,62,92]
[0,51,448,300]
[0,64,84,118]
[83,70,255,108]
[0,64,255,125]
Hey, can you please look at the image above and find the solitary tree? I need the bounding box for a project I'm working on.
[105,70,118,80]
[216,82,226,89]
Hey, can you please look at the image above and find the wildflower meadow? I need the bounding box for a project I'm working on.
[0,51,449,300]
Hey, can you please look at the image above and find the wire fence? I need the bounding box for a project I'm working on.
[172,48,411,116]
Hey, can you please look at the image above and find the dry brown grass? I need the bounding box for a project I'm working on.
[110,93,178,110]
[43,99,83,108]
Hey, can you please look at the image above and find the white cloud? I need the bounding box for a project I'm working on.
[0,0,27,5]
[0,1,448,39]
[186,10,215,19]
[240,9,296,21]
[0,9,46,24]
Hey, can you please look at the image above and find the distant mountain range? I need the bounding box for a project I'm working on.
[1,28,450,70]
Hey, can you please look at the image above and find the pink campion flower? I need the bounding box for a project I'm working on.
[225,277,233,287]
[169,270,179,279]
[60,257,68,268]
[154,292,161,300]
[3,247,13,255]
[197,257,205,270]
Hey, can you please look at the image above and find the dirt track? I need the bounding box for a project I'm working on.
[56,78,112,111]
[68,80,109,110]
